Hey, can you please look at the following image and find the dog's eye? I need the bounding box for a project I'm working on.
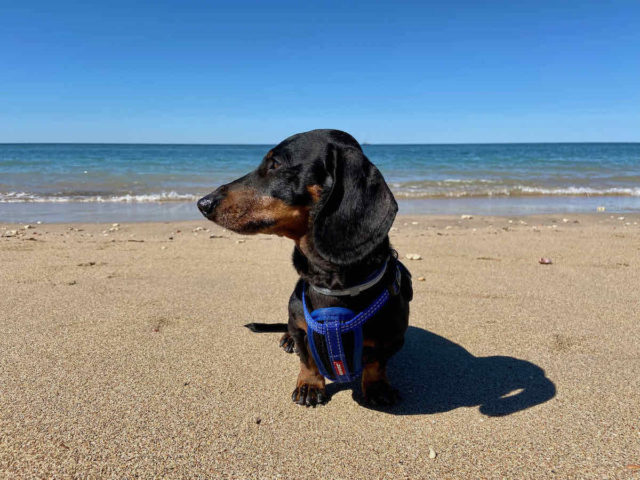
[267,158,281,171]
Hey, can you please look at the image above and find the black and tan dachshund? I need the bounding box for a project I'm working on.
[197,129,412,407]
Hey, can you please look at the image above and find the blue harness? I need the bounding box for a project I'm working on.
[302,261,403,383]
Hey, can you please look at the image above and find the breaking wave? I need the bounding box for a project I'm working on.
[2,185,640,203]
[390,183,640,199]
[0,191,199,203]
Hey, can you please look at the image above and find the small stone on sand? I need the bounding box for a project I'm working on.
[428,446,437,459]
[539,257,553,265]
[405,253,422,260]
[417,276,425,281]
[236,239,246,244]
[2,230,17,237]
[460,214,472,220]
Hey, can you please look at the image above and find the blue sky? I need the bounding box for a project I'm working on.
[2,0,639,143]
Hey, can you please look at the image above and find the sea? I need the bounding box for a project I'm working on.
[1,143,639,223]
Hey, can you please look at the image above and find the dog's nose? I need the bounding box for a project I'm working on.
[197,196,214,216]
[197,186,228,217]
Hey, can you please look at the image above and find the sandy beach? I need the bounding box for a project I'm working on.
[1,214,639,479]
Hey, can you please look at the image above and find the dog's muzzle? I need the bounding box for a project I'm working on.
[197,185,228,218]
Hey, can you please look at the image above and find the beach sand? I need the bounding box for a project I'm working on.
[1,214,639,479]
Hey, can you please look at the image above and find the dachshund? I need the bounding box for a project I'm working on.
[197,129,412,407]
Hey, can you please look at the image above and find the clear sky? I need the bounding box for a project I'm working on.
[2,0,639,143]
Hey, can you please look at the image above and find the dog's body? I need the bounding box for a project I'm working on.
[198,129,412,406]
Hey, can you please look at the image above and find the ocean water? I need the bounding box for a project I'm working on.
[1,143,639,222]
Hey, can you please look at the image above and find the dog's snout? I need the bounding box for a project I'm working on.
[197,196,214,215]
[197,186,228,217]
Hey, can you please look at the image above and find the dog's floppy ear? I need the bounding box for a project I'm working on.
[313,145,398,265]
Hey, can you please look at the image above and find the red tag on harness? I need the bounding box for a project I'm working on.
[332,361,346,376]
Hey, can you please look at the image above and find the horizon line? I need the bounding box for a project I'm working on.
[1,141,639,146]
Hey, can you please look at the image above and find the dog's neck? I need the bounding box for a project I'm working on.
[292,234,391,291]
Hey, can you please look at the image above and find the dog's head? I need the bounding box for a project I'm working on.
[197,129,397,265]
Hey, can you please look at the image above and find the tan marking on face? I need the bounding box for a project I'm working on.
[214,188,310,239]
[265,150,273,159]
[262,198,310,239]
[291,185,324,253]
[306,184,323,202]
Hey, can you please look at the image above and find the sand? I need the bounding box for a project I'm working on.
[1,214,639,479]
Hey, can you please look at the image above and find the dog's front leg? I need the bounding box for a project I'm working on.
[290,328,329,407]
[361,355,399,406]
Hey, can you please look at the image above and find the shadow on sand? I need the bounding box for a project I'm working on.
[327,326,556,416]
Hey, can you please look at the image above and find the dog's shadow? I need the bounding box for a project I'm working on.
[327,326,556,416]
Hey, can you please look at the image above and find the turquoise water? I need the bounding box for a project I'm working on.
[1,143,639,221]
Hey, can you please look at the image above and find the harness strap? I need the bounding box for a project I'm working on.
[303,285,390,334]
[302,262,403,382]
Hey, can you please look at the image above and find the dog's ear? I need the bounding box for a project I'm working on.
[313,145,397,265]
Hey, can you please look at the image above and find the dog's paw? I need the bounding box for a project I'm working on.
[363,381,400,407]
[279,333,295,354]
[291,384,330,407]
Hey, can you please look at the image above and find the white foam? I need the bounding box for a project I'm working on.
[2,185,640,203]
[517,186,640,196]
[0,191,199,203]
[392,185,640,199]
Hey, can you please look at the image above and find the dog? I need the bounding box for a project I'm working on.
[197,129,412,407]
